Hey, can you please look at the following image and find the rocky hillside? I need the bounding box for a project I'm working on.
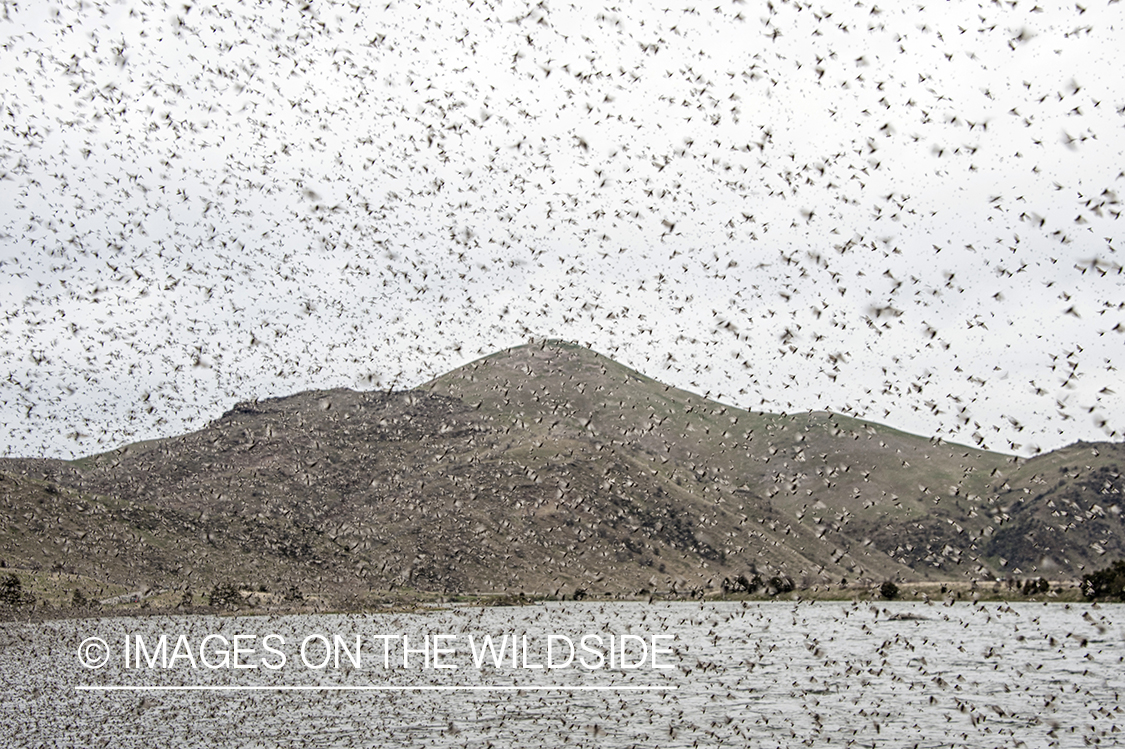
[1,341,1122,605]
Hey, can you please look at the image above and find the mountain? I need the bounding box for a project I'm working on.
[1,340,1122,607]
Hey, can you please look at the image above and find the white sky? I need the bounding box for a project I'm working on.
[1,0,1122,459]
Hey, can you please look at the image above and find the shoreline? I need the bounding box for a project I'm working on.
[2,580,1112,624]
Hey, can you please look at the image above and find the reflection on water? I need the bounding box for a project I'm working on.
[2,601,1123,747]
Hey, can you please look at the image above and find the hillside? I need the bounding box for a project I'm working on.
[1,341,1122,607]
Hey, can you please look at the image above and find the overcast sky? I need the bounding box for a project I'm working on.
[1,0,1122,459]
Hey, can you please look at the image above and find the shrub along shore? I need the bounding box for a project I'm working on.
[3,563,1121,622]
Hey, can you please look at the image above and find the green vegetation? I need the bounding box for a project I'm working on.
[207,582,244,610]
[0,573,34,607]
[766,576,795,596]
[722,573,761,595]
[1021,577,1050,596]
[721,572,798,597]
[1081,559,1125,601]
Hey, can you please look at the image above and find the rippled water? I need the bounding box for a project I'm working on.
[2,601,1123,748]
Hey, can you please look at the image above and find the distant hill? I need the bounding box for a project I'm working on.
[2,340,1122,606]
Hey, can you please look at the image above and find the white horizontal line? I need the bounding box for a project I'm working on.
[77,685,678,692]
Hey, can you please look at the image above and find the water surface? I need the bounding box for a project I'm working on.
[2,601,1122,747]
